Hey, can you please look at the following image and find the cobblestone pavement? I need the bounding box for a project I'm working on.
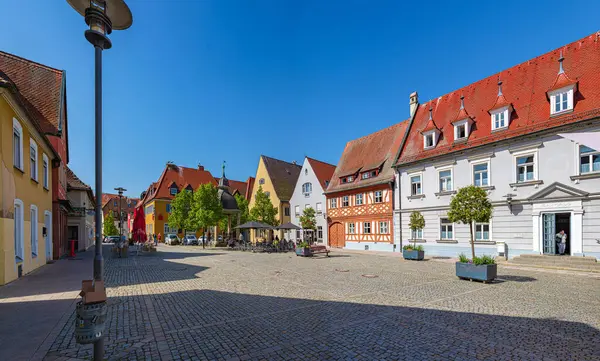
[42,245,600,361]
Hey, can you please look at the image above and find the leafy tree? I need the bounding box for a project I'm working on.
[103,211,119,236]
[447,185,493,260]
[249,185,278,226]
[409,211,425,248]
[192,183,223,248]
[299,207,316,243]
[168,189,194,237]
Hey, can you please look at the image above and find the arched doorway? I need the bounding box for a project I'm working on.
[328,222,344,248]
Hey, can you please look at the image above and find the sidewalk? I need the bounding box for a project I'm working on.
[0,247,95,361]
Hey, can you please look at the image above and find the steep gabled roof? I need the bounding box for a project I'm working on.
[102,193,118,208]
[261,156,302,202]
[396,32,600,166]
[306,157,336,189]
[66,166,95,207]
[327,120,409,194]
[245,177,255,201]
[146,164,217,202]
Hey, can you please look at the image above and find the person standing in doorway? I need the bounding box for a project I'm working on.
[556,230,567,255]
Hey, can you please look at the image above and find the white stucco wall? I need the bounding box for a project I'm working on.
[289,158,329,245]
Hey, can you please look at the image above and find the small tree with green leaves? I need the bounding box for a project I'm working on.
[103,211,119,236]
[192,183,223,248]
[408,211,425,249]
[447,185,493,260]
[168,188,194,237]
[299,207,316,244]
[249,185,278,226]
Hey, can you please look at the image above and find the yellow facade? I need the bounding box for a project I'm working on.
[144,199,204,240]
[248,157,292,240]
[0,91,54,285]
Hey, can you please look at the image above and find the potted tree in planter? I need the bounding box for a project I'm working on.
[403,211,425,260]
[295,241,312,257]
[448,185,496,283]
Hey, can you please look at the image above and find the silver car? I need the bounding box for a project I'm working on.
[165,234,179,245]
[184,235,198,245]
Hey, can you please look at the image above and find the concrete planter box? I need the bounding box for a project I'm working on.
[295,248,312,257]
[455,262,497,283]
[402,250,425,261]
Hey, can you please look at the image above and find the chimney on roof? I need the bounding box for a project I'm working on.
[198,163,204,171]
[409,92,419,117]
[292,160,297,165]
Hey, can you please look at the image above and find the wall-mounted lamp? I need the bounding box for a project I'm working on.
[503,193,516,214]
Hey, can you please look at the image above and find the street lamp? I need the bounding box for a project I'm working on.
[114,187,127,244]
[66,1,132,359]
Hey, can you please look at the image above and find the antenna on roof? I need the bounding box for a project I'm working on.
[460,94,465,110]
[558,50,565,74]
[497,78,503,97]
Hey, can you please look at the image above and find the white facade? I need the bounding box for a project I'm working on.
[67,189,95,251]
[289,158,329,245]
[394,126,600,260]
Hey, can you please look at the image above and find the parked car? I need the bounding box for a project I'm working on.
[165,234,179,245]
[104,235,121,244]
[184,234,198,245]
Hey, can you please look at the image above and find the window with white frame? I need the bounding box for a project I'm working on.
[14,199,24,263]
[145,205,154,215]
[302,182,312,195]
[549,87,574,115]
[30,140,38,181]
[164,223,170,235]
[170,186,178,195]
[454,120,468,140]
[342,196,349,207]
[424,133,435,148]
[492,111,506,130]
[361,172,369,180]
[410,175,422,195]
[317,226,323,240]
[305,204,310,210]
[440,218,453,240]
[475,223,490,241]
[30,205,38,257]
[348,222,355,234]
[411,228,423,239]
[438,170,452,192]
[295,205,300,216]
[580,145,600,174]
[374,190,383,203]
[473,162,489,187]
[355,193,363,205]
[379,221,389,234]
[316,202,322,214]
[330,198,337,208]
[13,118,23,170]
[363,222,371,234]
[42,154,49,189]
[516,155,535,182]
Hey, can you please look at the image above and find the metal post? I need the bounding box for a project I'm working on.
[92,44,104,361]
[118,193,122,240]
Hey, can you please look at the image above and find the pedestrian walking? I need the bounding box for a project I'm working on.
[157,233,161,246]
[556,230,567,255]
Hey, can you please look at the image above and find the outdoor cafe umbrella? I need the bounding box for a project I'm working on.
[275,222,301,230]
[131,206,146,243]
[235,221,274,229]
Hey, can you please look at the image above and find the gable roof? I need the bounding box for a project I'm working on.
[245,177,255,201]
[66,166,95,207]
[306,157,336,189]
[396,32,600,166]
[261,156,302,202]
[102,193,118,208]
[146,164,217,203]
[326,120,409,194]
[214,177,248,197]
[0,51,64,134]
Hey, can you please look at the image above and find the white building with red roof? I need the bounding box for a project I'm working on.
[393,32,600,260]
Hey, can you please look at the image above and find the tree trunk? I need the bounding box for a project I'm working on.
[202,227,205,249]
[470,222,475,260]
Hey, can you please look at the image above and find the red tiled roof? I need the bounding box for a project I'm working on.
[102,193,118,208]
[245,177,255,201]
[0,51,63,134]
[451,97,471,125]
[146,164,217,202]
[214,177,248,197]
[306,157,336,189]
[66,166,90,190]
[327,121,409,194]
[548,72,578,93]
[396,32,600,166]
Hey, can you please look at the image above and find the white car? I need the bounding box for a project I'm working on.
[184,235,198,245]
[165,234,179,245]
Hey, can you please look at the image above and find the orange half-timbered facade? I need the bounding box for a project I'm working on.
[325,121,408,252]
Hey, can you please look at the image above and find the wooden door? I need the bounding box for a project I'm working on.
[328,222,344,248]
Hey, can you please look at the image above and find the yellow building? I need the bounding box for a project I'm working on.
[248,156,301,240]
[0,75,58,285]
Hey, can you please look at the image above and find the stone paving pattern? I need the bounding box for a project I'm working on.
[43,246,600,360]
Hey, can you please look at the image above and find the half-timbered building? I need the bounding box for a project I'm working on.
[325,121,408,251]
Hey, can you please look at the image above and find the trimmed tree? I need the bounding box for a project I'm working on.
[168,189,194,238]
[299,207,316,243]
[249,185,278,226]
[103,211,119,236]
[447,185,493,260]
[192,183,223,248]
[408,211,425,248]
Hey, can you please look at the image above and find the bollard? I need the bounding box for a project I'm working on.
[70,240,76,257]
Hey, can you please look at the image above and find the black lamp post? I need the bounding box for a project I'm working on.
[114,187,127,243]
[66,1,132,359]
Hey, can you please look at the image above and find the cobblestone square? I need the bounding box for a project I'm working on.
[43,246,600,360]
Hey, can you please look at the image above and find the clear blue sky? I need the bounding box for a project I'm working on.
[1,0,599,198]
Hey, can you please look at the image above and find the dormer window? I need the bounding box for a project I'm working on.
[549,86,574,115]
[347,176,354,182]
[361,170,378,180]
[456,123,466,139]
[491,107,510,130]
[424,132,435,149]
[170,186,178,195]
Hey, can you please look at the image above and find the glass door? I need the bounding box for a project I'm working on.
[542,213,556,255]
